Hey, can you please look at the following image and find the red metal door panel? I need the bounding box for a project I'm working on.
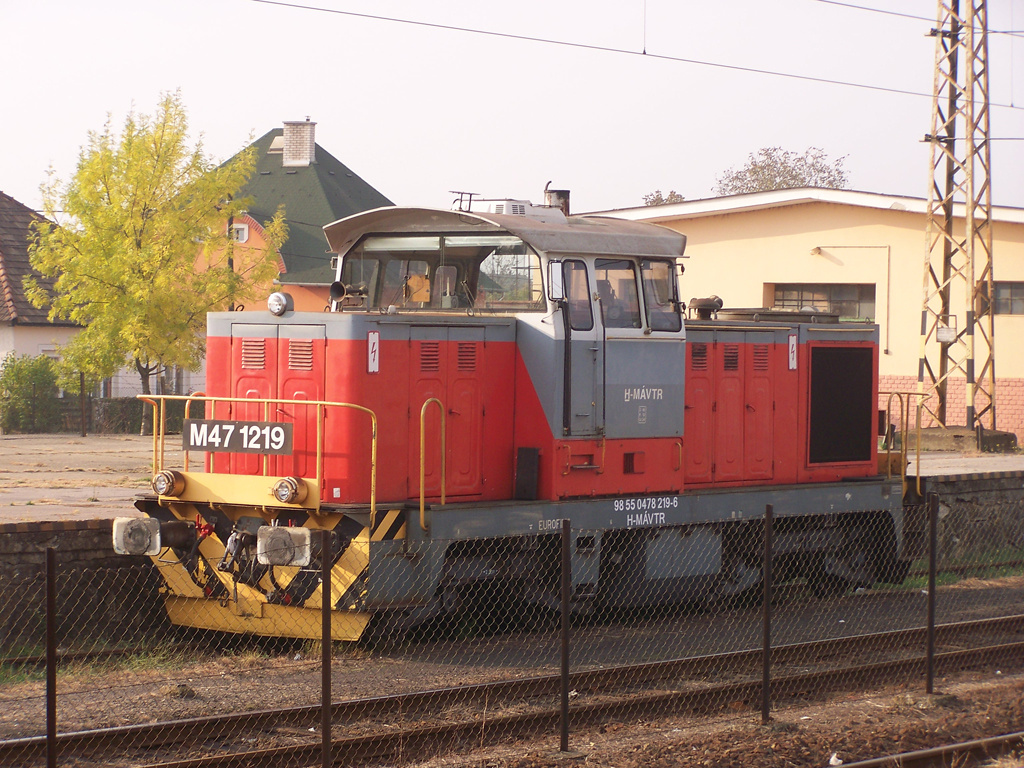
[230,325,278,476]
[714,343,745,482]
[447,367,482,495]
[444,331,485,497]
[743,340,774,481]
[684,341,714,485]
[408,336,447,499]
[274,327,326,479]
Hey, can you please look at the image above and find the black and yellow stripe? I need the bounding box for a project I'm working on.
[371,508,407,541]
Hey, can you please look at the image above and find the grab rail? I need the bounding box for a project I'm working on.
[419,398,447,532]
[880,390,930,498]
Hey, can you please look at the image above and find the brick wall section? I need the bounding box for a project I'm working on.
[0,520,129,577]
[879,375,1024,443]
[0,521,164,649]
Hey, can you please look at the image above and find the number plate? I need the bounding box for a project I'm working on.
[182,419,294,455]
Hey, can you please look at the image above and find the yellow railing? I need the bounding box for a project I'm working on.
[419,398,446,532]
[138,393,378,515]
[880,390,930,498]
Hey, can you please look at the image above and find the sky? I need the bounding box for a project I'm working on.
[2,0,1023,216]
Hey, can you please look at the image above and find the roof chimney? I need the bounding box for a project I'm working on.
[282,118,316,167]
[543,182,570,216]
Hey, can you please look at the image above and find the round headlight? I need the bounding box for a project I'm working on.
[268,291,294,316]
[272,476,308,504]
[152,470,185,496]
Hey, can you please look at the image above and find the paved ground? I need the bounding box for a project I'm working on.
[0,433,152,524]
[911,450,1024,476]
[1,433,1022,525]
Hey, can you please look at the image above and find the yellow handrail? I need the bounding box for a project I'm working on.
[880,390,930,498]
[138,393,378,515]
[419,398,446,533]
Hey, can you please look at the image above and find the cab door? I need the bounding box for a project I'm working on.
[563,260,602,436]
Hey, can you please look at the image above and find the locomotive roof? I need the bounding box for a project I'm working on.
[323,207,687,260]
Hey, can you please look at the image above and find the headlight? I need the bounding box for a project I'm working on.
[272,476,308,504]
[112,518,162,556]
[152,470,186,496]
[268,291,294,316]
[257,526,311,566]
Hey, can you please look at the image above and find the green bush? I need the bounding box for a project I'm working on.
[0,353,62,433]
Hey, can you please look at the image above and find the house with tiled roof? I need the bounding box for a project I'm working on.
[0,190,78,362]
[231,119,393,310]
[105,119,394,395]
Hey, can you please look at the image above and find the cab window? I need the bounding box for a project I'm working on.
[595,259,641,329]
[563,260,593,331]
[641,259,681,331]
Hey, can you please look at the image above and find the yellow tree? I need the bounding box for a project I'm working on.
[27,91,286,410]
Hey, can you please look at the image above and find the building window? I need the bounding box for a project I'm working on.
[773,283,875,321]
[231,223,249,243]
[994,282,1024,315]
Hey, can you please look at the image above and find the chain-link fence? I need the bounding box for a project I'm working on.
[0,396,192,435]
[2,497,1022,766]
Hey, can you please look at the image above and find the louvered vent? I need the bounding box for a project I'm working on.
[510,203,526,215]
[420,342,440,372]
[241,338,266,369]
[724,344,740,371]
[494,204,505,214]
[753,344,769,371]
[457,343,477,371]
[691,343,708,371]
[288,339,314,371]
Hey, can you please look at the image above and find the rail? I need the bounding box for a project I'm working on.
[419,398,446,532]
[7,614,1023,766]
[880,390,929,498]
[138,393,378,514]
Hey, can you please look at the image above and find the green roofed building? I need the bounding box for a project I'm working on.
[236,119,393,303]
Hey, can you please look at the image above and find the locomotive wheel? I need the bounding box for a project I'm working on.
[805,522,876,598]
[713,559,762,605]
[714,523,763,606]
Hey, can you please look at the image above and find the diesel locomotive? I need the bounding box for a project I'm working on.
[113,200,907,641]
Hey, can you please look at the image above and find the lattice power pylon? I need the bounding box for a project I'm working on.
[919,0,995,431]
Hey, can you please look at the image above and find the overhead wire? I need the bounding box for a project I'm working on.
[812,0,1024,38]
[248,0,1024,112]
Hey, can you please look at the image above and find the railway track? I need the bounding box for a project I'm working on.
[4,613,1023,768]
[842,730,1024,768]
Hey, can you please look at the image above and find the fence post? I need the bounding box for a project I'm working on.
[926,493,939,695]
[559,518,571,752]
[79,372,87,437]
[322,529,332,768]
[46,547,57,768]
[761,504,773,724]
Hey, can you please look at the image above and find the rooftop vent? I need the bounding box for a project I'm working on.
[464,198,567,224]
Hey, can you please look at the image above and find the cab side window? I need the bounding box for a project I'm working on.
[564,260,593,331]
[641,259,682,332]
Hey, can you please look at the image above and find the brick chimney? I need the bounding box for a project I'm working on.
[282,118,316,167]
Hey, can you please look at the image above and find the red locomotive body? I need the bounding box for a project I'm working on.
[116,203,904,640]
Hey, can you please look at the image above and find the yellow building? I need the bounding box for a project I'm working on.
[600,188,1024,442]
